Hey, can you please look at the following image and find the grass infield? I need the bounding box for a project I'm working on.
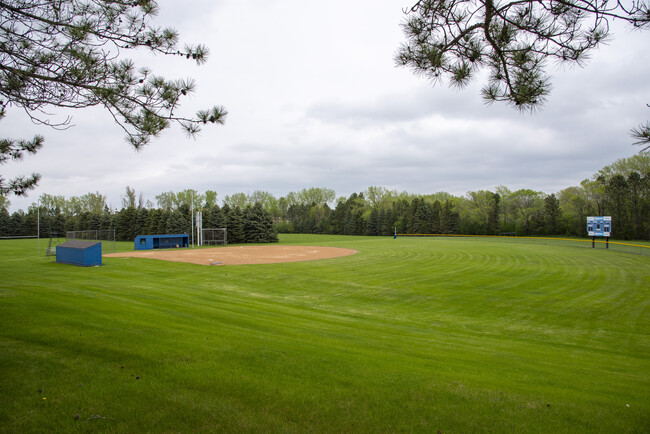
[0,234,648,432]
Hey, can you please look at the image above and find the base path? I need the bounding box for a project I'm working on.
[104,245,358,266]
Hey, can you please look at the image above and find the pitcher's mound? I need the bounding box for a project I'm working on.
[104,245,357,266]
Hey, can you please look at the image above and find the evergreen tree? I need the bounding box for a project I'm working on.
[487,193,500,234]
[243,204,265,243]
[165,210,186,235]
[99,212,112,232]
[404,198,420,233]
[334,193,366,235]
[87,211,101,232]
[64,215,76,234]
[529,210,546,235]
[328,200,348,235]
[365,208,380,236]
[0,207,10,236]
[440,200,459,234]
[166,205,190,235]
[116,207,136,241]
[1,0,227,195]
[243,203,279,243]
[430,200,442,234]
[354,210,367,235]
[145,209,161,235]
[342,208,354,235]
[134,208,149,237]
[23,208,38,236]
[543,194,563,235]
[412,198,432,234]
[73,211,87,231]
[224,206,245,244]
[206,205,225,229]
[397,0,648,146]
[157,210,170,235]
[378,208,388,236]
[9,210,25,236]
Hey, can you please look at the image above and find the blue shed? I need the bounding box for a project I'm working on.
[134,234,190,250]
[56,240,103,267]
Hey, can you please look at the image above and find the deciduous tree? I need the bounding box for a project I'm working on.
[204,190,218,209]
[223,193,249,210]
[510,189,543,234]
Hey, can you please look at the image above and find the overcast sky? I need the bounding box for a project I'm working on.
[3,0,649,212]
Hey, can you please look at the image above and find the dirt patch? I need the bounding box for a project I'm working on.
[104,245,357,266]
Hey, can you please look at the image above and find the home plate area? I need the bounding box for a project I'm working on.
[104,245,358,266]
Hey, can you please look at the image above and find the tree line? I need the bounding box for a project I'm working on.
[278,155,648,240]
[0,191,278,244]
[0,154,648,241]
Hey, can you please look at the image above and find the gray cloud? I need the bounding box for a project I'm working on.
[3,0,648,212]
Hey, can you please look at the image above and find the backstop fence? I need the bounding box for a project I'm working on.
[202,228,227,246]
[66,229,117,253]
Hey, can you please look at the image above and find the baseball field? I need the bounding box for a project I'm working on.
[1,234,648,432]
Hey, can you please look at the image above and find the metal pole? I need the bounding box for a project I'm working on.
[37,199,40,253]
[196,211,201,247]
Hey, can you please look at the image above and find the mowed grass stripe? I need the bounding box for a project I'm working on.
[1,235,648,432]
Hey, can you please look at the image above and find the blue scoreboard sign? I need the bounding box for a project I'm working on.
[587,216,612,237]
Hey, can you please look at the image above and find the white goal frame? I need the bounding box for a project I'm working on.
[202,228,227,246]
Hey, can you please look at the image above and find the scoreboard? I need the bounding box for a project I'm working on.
[587,216,612,237]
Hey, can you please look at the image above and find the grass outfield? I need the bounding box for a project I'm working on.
[0,234,648,432]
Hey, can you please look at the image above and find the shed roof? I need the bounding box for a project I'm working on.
[58,240,101,249]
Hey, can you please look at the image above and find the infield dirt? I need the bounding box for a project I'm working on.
[104,245,358,266]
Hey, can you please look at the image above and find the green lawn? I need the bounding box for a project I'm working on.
[1,235,648,432]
